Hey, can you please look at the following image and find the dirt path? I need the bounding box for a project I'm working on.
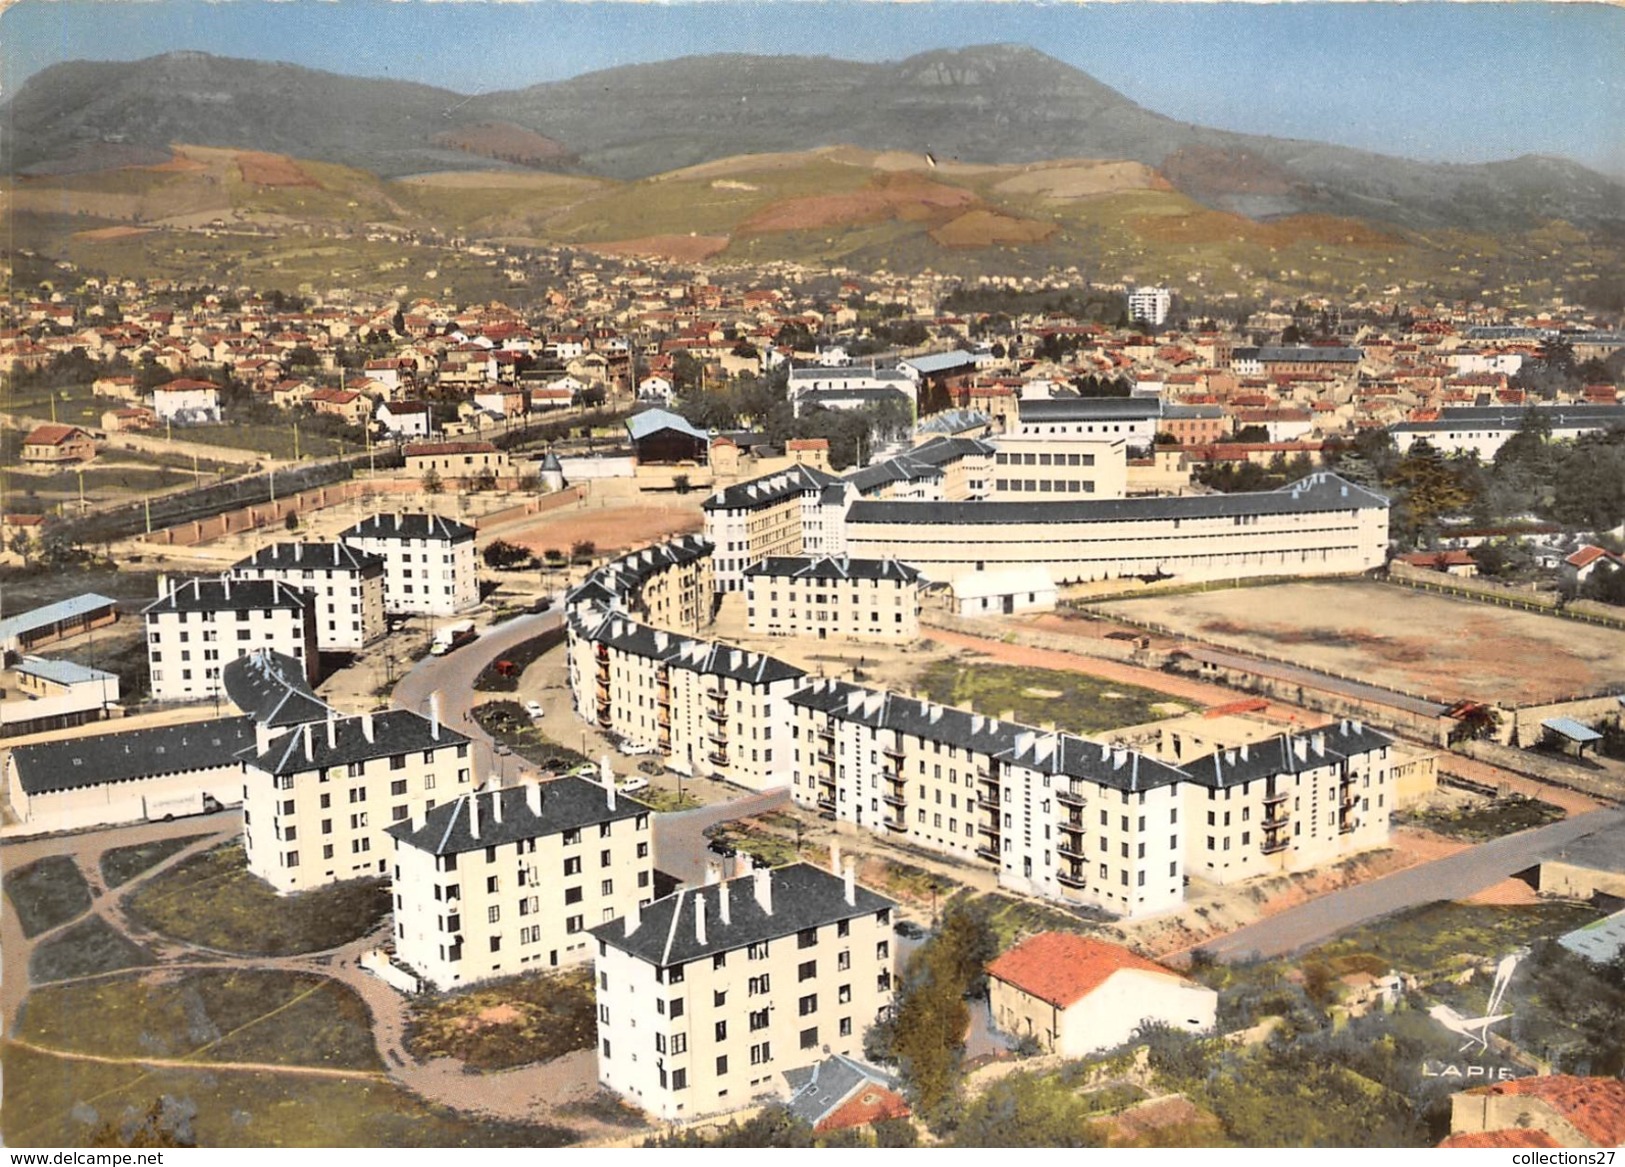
[4,1037,388,1080]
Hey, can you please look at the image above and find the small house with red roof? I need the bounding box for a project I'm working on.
[20,424,96,465]
[1449,1075,1625,1149]
[1564,544,1622,586]
[986,932,1216,1057]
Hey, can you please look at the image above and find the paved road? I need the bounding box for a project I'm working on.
[653,788,792,884]
[1199,805,1625,962]
[391,609,562,781]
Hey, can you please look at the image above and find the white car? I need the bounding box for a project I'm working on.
[618,742,657,756]
[524,700,545,720]
[620,777,650,793]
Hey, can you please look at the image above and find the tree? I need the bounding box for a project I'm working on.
[8,529,36,568]
[570,539,597,564]
[950,1072,1109,1147]
[672,473,692,495]
[89,1096,196,1148]
[482,539,532,570]
[284,510,300,532]
[422,467,444,494]
[471,466,498,493]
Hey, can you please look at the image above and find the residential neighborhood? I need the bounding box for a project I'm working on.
[1,7,1623,1155]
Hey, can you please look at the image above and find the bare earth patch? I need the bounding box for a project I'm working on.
[504,505,703,559]
[71,225,154,241]
[591,235,730,262]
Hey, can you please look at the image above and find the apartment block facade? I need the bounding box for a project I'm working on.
[567,612,805,791]
[388,775,653,989]
[703,465,839,593]
[744,556,922,643]
[590,861,898,1121]
[241,708,473,893]
[230,542,387,652]
[338,512,478,616]
[144,577,318,703]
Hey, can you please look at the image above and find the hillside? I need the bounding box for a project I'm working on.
[6,46,1623,237]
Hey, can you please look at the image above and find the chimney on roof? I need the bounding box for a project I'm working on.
[843,858,857,907]
[326,711,337,749]
[625,898,641,937]
[719,877,731,925]
[334,544,340,566]
[695,893,708,945]
[526,779,542,816]
[429,691,441,740]
[222,575,231,600]
[158,573,169,598]
[704,866,720,886]
[733,852,750,880]
[469,792,481,839]
[411,807,425,833]
[492,787,504,824]
[303,723,314,761]
[362,712,375,743]
[829,841,842,877]
[1311,731,1325,755]
[753,866,773,916]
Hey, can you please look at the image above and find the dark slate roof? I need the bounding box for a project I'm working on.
[1255,346,1363,363]
[244,709,468,775]
[575,613,805,686]
[1017,397,1163,423]
[540,451,564,473]
[9,716,256,794]
[566,536,711,611]
[846,472,1387,526]
[784,1056,899,1128]
[387,774,645,855]
[142,577,312,615]
[231,542,384,575]
[787,678,1188,794]
[744,556,923,584]
[338,513,475,543]
[702,464,840,512]
[220,649,333,728]
[1177,720,1393,789]
[591,862,896,966]
[1164,404,1225,419]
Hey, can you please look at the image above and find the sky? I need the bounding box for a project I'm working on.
[3,1,1622,174]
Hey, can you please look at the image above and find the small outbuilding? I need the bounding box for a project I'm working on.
[987,932,1216,1058]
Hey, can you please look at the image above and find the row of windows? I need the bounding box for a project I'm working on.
[995,479,1095,494]
[994,451,1096,467]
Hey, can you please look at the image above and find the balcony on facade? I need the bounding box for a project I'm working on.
[883,743,905,763]
[1056,866,1088,890]
[708,750,731,768]
[881,790,907,809]
[1056,839,1087,863]
[1056,782,1089,810]
[1262,810,1290,831]
[1263,787,1289,806]
[974,844,1000,864]
[1261,835,1290,855]
[1339,816,1359,835]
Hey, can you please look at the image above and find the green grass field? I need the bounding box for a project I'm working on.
[28,916,155,984]
[100,834,214,889]
[121,842,390,956]
[4,855,93,939]
[915,659,1180,736]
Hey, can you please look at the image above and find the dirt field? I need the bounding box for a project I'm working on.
[502,504,702,559]
[991,159,1162,199]
[1099,581,1625,705]
[738,174,975,233]
[237,151,317,187]
[930,209,1056,248]
[591,235,730,262]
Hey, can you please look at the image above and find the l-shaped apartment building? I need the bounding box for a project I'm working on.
[565,534,1395,920]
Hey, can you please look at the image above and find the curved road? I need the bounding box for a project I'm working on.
[391,609,563,780]
[1198,805,1625,962]
[389,608,789,882]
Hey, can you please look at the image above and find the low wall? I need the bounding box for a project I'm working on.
[1455,739,1623,804]
[1386,562,1625,631]
[559,455,636,480]
[360,948,422,995]
[474,486,585,531]
[1507,693,1625,748]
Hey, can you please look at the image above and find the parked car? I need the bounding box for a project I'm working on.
[619,742,658,756]
[620,777,650,793]
[895,920,926,939]
[524,700,545,720]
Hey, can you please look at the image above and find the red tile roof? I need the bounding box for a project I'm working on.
[23,424,89,446]
[986,932,1183,1008]
[1468,1076,1625,1148]
[1565,545,1614,570]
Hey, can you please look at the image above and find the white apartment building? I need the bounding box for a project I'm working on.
[241,706,473,893]
[1012,397,1163,450]
[230,542,387,653]
[744,556,923,643]
[569,536,713,635]
[1178,720,1393,884]
[567,612,805,791]
[785,679,1394,920]
[339,512,478,616]
[590,859,898,1121]
[144,577,318,703]
[1388,404,1625,460]
[703,465,840,593]
[1129,286,1172,327]
[388,774,653,989]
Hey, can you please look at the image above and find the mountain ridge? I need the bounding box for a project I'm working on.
[5,45,1623,235]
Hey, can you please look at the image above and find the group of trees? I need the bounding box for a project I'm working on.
[672,369,912,470]
[1321,418,1625,555]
